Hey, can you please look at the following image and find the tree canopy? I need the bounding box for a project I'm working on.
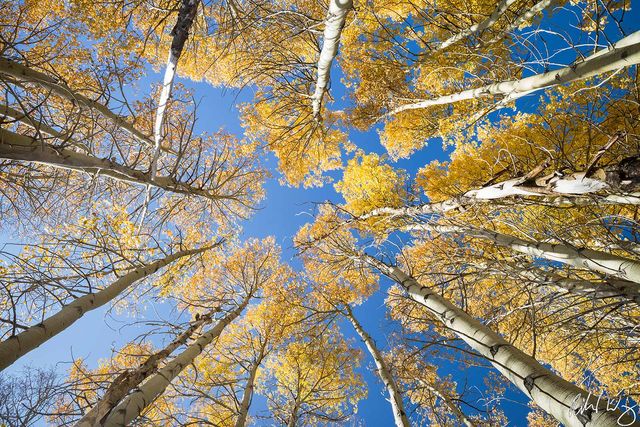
[1,0,640,426]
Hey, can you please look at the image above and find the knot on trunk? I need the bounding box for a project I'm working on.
[603,155,640,189]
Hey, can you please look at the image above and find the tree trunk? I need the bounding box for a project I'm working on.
[287,401,299,427]
[311,0,353,118]
[486,0,554,45]
[101,296,250,427]
[345,306,410,427]
[389,31,640,115]
[437,0,517,51]
[407,223,640,287]
[0,104,90,153]
[359,153,640,220]
[514,265,640,304]
[0,58,157,150]
[417,379,476,427]
[234,352,263,427]
[0,244,215,372]
[75,309,217,427]
[149,0,199,180]
[0,128,224,201]
[363,255,638,427]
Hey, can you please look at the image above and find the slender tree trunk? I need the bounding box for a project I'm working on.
[287,401,299,427]
[359,153,640,220]
[0,58,157,150]
[437,0,517,51]
[389,31,640,115]
[514,265,640,304]
[311,0,352,118]
[363,254,638,426]
[407,223,640,286]
[101,295,251,427]
[486,0,554,45]
[0,244,215,372]
[344,306,410,427]
[234,352,264,427]
[75,309,218,427]
[149,0,199,180]
[0,104,90,153]
[0,128,222,201]
[417,379,475,427]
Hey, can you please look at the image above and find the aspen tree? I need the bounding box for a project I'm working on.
[0,243,218,371]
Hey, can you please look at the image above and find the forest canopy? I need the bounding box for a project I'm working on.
[0,0,639,426]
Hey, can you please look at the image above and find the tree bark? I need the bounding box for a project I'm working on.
[234,352,263,427]
[514,265,640,304]
[345,306,410,427]
[417,379,476,427]
[75,309,217,427]
[359,153,640,220]
[311,0,353,118]
[0,103,90,153]
[406,222,640,287]
[149,0,199,181]
[389,31,640,115]
[437,0,517,51]
[0,128,226,201]
[0,244,216,372]
[486,0,554,45]
[101,295,250,427]
[363,255,638,427]
[287,401,299,427]
[0,58,158,150]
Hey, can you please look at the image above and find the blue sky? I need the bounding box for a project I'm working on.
[4,2,640,425]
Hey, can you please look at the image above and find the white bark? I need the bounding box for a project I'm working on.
[345,307,410,427]
[417,379,476,427]
[359,154,640,220]
[102,296,250,427]
[516,266,640,304]
[149,0,199,180]
[408,223,640,286]
[0,245,214,372]
[0,58,157,150]
[75,311,216,427]
[389,31,640,115]
[0,127,225,201]
[234,354,262,427]
[487,0,554,45]
[311,0,353,118]
[437,0,518,51]
[0,104,90,153]
[364,255,638,426]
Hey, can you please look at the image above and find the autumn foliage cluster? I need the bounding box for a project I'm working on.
[0,0,639,426]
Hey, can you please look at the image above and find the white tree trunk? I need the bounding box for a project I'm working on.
[417,379,476,427]
[0,104,91,153]
[0,245,215,372]
[234,353,263,427]
[101,296,250,427]
[515,266,640,304]
[311,0,353,118]
[486,0,554,45]
[0,58,157,150]
[345,307,410,427]
[364,255,638,426]
[389,31,640,115]
[0,127,225,201]
[437,0,517,50]
[149,0,199,180]
[407,223,640,286]
[75,310,217,427]
[359,154,640,220]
